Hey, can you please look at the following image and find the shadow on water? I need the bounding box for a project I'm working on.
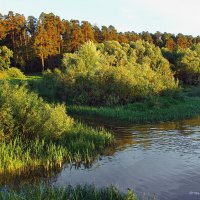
[0,165,63,187]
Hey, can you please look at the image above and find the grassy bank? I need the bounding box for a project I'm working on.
[0,184,138,200]
[9,74,200,124]
[69,96,200,123]
[24,74,200,124]
[0,123,114,175]
[0,81,114,175]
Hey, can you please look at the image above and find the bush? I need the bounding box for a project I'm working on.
[46,41,178,106]
[0,71,7,79]
[6,67,25,78]
[0,46,13,71]
[0,81,73,140]
[0,68,25,80]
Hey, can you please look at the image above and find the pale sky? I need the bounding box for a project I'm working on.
[0,0,199,36]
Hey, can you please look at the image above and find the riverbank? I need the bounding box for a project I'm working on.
[0,81,114,175]
[0,123,114,175]
[7,75,200,124]
[68,96,200,123]
[0,184,137,200]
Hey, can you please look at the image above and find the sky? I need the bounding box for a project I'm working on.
[0,0,199,36]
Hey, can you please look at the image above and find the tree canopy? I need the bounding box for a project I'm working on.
[0,11,199,73]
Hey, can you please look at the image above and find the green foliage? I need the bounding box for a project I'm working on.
[0,122,114,174]
[28,69,62,102]
[5,67,25,78]
[62,41,106,76]
[0,137,68,174]
[177,44,200,84]
[69,95,200,123]
[0,184,138,200]
[0,68,25,80]
[48,41,178,105]
[0,81,73,139]
[63,123,114,162]
[0,46,13,71]
[162,44,200,85]
[0,81,114,173]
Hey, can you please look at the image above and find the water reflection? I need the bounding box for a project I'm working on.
[0,165,63,186]
[2,115,200,200]
[53,115,200,200]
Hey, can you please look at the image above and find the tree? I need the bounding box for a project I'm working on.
[68,20,84,52]
[34,25,50,71]
[152,31,163,47]
[165,38,176,51]
[176,33,188,49]
[81,21,94,42]
[141,31,153,43]
[118,32,129,43]
[0,13,6,40]
[177,44,200,84]
[93,25,103,43]
[125,31,140,42]
[62,20,71,52]
[60,41,177,105]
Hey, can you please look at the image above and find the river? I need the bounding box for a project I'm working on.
[2,115,200,200]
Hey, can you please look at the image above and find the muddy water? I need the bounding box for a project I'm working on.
[53,116,200,200]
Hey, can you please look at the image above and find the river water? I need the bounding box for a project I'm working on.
[2,116,200,200]
[53,116,200,200]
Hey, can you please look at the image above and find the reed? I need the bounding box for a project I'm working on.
[0,123,114,175]
[0,81,114,174]
[0,184,138,200]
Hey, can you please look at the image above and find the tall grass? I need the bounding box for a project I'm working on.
[0,184,138,200]
[69,96,200,123]
[0,123,114,175]
[0,81,114,175]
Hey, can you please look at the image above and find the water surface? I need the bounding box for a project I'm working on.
[2,116,200,200]
[53,116,200,200]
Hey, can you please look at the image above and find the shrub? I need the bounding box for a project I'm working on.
[0,71,7,79]
[35,41,178,106]
[0,46,13,71]
[6,67,25,78]
[0,81,73,139]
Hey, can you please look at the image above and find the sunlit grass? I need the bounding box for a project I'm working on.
[0,123,114,175]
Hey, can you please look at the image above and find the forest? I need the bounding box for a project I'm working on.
[0,11,199,77]
[0,11,200,200]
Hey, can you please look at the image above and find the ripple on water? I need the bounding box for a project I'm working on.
[2,115,200,200]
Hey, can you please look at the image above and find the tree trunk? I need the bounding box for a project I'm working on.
[41,56,44,72]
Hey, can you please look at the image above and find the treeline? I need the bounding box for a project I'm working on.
[0,11,200,72]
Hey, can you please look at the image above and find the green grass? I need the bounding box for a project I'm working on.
[7,75,42,85]
[0,81,114,175]
[0,123,114,175]
[68,96,200,123]
[0,184,138,200]
[23,75,200,124]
